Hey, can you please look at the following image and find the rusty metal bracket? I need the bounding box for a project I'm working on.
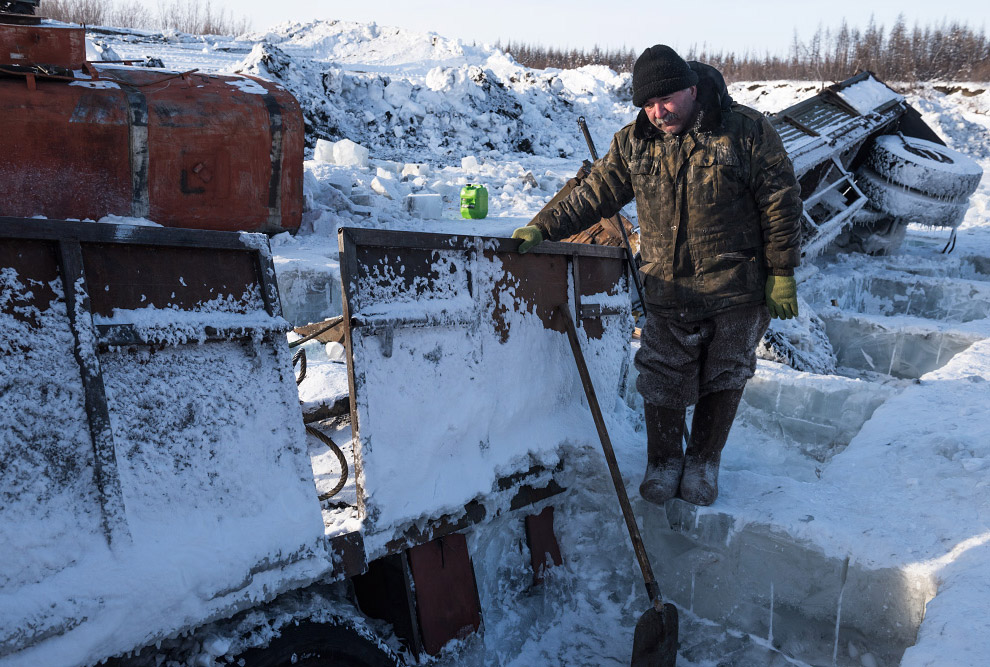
[376,325,394,358]
[525,506,563,585]
[571,254,582,327]
[781,113,821,136]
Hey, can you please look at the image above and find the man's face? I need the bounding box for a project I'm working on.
[644,86,698,134]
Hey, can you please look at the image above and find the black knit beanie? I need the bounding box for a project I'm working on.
[632,45,699,107]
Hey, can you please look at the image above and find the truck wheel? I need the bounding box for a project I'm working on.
[865,134,982,201]
[237,620,401,667]
[855,167,969,228]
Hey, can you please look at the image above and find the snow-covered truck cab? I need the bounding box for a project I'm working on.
[0,213,632,665]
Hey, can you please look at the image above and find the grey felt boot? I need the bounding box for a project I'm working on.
[679,388,744,506]
[639,403,686,506]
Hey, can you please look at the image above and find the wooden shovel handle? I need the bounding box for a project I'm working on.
[557,306,664,608]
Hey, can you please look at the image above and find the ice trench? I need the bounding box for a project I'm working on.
[456,248,988,666]
[615,250,990,666]
[307,248,990,666]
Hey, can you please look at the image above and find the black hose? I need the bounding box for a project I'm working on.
[288,315,344,348]
[292,348,307,385]
[942,229,957,254]
[305,425,349,500]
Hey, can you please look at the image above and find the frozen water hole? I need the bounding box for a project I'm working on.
[802,268,990,323]
[819,311,982,380]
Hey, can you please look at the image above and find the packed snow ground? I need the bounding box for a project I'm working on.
[60,18,990,667]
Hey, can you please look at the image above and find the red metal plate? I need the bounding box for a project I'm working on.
[0,64,302,233]
[0,79,133,221]
[0,22,85,68]
[407,533,482,655]
[81,243,259,316]
[525,506,563,584]
[0,238,60,330]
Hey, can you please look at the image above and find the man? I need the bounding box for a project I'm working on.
[512,45,801,507]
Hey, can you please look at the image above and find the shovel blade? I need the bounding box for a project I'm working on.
[631,602,678,667]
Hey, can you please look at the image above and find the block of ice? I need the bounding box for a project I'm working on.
[371,177,396,200]
[332,139,370,168]
[325,175,352,197]
[461,156,480,171]
[375,167,395,180]
[314,138,335,164]
[402,163,431,179]
[325,341,346,361]
[274,260,342,325]
[405,193,442,219]
[376,160,403,174]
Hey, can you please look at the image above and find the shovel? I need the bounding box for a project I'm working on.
[557,306,678,666]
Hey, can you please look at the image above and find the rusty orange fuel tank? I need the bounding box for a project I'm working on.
[0,17,303,233]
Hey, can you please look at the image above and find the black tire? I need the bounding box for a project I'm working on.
[855,167,969,228]
[865,134,982,200]
[237,620,401,667]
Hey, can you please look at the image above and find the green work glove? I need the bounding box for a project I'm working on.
[512,225,543,253]
[765,275,799,319]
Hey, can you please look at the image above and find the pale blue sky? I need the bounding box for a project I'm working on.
[173,0,984,55]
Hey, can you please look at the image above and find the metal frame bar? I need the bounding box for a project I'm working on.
[337,227,365,517]
[339,226,626,259]
[95,324,276,347]
[0,217,270,252]
[56,239,131,547]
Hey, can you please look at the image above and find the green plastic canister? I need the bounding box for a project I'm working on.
[460,184,488,219]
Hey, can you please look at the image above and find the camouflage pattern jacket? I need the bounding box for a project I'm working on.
[533,92,802,320]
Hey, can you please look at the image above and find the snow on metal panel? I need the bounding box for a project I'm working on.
[836,74,904,116]
[0,239,110,651]
[0,220,329,667]
[339,229,631,557]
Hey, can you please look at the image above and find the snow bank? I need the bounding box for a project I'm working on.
[106,19,634,163]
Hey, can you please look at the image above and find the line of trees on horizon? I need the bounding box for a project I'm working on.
[498,17,990,82]
[38,0,251,36]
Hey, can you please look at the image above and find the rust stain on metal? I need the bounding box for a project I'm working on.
[488,250,568,342]
[0,23,85,69]
[356,245,459,303]
[82,244,258,316]
[0,53,303,233]
[0,238,60,331]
